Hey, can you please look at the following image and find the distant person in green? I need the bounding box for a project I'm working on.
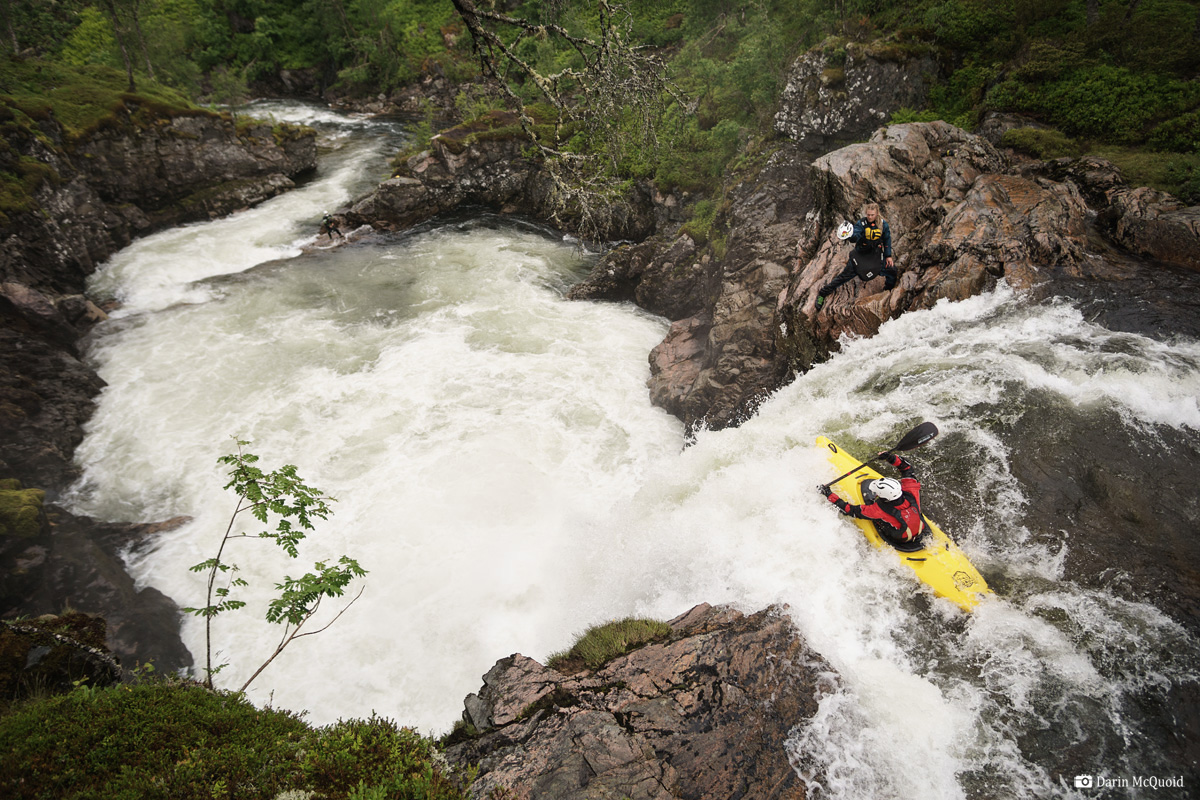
[320,211,343,241]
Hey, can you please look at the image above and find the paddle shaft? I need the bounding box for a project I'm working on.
[820,422,939,491]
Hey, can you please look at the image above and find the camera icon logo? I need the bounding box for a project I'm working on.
[1075,775,1095,788]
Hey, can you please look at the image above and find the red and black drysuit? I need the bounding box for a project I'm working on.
[821,453,924,544]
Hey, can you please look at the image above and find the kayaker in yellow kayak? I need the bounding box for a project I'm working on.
[819,453,925,546]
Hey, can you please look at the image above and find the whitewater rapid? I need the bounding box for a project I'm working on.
[67,103,1200,800]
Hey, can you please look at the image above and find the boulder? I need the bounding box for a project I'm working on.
[344,112,686,242]
[447,604,831,800]
[0,613,122,703]
[1105,186,1200,271]
[774,38,939,151]
[0,500,193,675]
[776,122,1090,356]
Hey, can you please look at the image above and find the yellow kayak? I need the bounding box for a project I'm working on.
[817,436,992,611]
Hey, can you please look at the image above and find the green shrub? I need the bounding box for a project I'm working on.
[986,64,1200,145]
[0,684,468,800]
[302,715,464,800]
[680,198,720,244]
[922,0,1018,56]
[1164,159,1200,204]
[0,683,310,799]
[547,617,673,673]
[1149,108,1200,154]
[1001,126,1083,160]
[889,107,944,124]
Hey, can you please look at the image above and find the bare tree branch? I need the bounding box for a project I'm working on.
[449,0,683,239]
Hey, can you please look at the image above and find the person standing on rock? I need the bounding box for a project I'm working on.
[320,211,343,241]
[815,202,895,310]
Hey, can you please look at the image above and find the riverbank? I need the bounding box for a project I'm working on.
[1,80,318,674]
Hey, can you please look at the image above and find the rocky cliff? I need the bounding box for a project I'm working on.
[446,604,830,800]
[344,80,1198,436]
[572,120,1200,431]
[342,110,683,243]
[773,37,940,151]
[1,104,316,673]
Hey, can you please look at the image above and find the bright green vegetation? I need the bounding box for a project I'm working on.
[0,682,468,800]
[546,617,673,673]
[184,441,367,692]
[0,54,209,224]
[0,481,45,539]
[0,55,204,143]
[4,0,1198,203]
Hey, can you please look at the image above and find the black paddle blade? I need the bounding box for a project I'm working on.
[892,421,939,452]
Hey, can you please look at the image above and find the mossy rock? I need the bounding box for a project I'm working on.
[0,485,45,539]
[820,67,846,87]
[0,614,118,705]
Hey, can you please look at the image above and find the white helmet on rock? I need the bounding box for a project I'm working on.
[869,477,902,502]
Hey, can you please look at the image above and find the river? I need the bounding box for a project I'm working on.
[65,102,1200,800]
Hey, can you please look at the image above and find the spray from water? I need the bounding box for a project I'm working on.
[69,104,1200,800]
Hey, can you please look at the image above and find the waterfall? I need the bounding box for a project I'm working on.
[68,102,1200,800]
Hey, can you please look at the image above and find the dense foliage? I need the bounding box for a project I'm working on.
[4,0,1198,196]
[0,682,468,800]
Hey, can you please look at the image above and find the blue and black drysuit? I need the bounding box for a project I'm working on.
[819,217,896,298]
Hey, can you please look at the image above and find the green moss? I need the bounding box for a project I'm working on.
[820,67,845,87]
[0,487,45,539]
[272,122,314,146]
[1001,126,1084,159]
[546,617,673,674]
[0,55,207,146]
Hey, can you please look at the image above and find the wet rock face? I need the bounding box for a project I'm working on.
[1,110,317,297]
[0,499,193,675]
[0,323,105,491]
[1104,186,1200,270]
[447,604,831,800]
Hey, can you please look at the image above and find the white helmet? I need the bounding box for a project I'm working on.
[836,221,854,240]
[869,477,902,502]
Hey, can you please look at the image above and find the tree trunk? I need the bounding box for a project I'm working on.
[2,0,18,53]
[1086,0,1099,26]
[129,0,157,82]
[1124,0,1144,23]
[101,0,137,92]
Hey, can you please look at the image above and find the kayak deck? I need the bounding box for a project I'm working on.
[817,436,992,611]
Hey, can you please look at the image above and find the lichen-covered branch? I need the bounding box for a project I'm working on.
[449,0,681,239]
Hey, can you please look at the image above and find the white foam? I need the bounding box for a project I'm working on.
[67,104,1200,798]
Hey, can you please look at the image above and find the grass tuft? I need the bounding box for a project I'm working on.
[546,617,673,674]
